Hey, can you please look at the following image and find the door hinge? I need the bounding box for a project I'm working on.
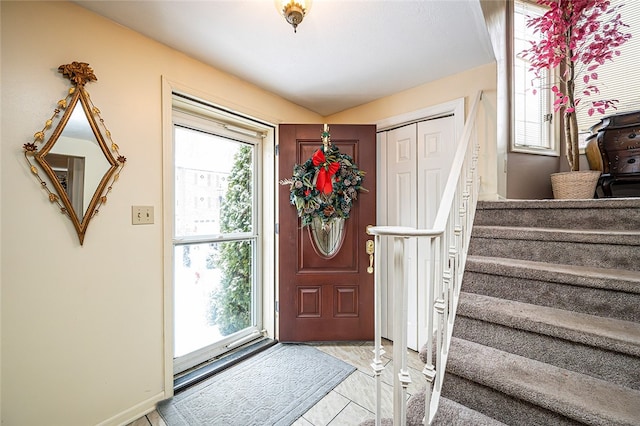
[275,144,279,156]
[275,223,279,234]
[544,113,553,123]
[275,301,279,313]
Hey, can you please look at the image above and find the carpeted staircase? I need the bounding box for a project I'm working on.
[411,198,640,425]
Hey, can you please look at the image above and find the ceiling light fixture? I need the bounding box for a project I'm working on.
[275,0,311,33]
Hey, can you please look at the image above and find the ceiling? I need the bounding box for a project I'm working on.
[74,0,495,116]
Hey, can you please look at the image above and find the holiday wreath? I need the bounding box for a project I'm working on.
[282,126,366,227]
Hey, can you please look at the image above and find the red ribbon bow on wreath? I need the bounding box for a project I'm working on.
[312,149,340,195]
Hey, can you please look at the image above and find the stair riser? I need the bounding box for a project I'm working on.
[452,315,640,391]
[468,238,640,271]
[441,374,582,426]
[474,208,640,231]
[463,271,640,323]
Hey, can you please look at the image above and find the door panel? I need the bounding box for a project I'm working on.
[417,117,456,229]
[278,124,376,342]
[385,124,418,349]
[297,140,359,272]
[416,116,456,349]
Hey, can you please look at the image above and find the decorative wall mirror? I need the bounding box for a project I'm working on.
[23,62,126,245]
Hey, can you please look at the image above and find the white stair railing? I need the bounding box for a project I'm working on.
[368,90,484,425]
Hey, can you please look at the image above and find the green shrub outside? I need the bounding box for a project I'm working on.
[208,145,253,336]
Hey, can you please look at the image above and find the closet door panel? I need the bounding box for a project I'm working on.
[381,116,457,351]
[417,116,456,228]
[416,116,456,347]
[386,124,418,349]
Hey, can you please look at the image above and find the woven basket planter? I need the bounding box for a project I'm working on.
[551,170,601,199]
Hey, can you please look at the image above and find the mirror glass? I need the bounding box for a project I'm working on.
[41,101,113,223]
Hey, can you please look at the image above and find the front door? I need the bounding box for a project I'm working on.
[278,124,376,341]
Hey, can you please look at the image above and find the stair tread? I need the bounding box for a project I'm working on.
[465,255,640,292]
[431,396,507,425]
[448,337,640,425]
[472,225,640,244]
[475,199,640,231]
[360,395,506,426]
[477,198,640,210]
[458,292,640,356]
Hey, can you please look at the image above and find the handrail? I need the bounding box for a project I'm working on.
[367,90,484,425]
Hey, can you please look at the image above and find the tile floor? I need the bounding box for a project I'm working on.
[127,339,426,426]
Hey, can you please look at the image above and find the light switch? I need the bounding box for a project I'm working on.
[132,206,154,225]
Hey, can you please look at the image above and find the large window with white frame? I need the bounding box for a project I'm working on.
[171,94,266,375]
[512,0,557,155]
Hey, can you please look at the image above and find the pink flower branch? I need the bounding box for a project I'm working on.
[521,0,631,171]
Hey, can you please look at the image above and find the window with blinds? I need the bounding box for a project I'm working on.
[574,0,639,134]
[512,0,557,155]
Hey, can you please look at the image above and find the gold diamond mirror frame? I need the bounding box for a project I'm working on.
[23,62,126,245]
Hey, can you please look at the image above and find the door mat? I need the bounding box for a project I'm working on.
[158,343,356,426]
[173,338,277,393]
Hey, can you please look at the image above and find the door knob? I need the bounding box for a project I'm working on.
[366,239,374,274]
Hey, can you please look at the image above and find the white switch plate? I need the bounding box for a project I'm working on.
[132,206,154,225]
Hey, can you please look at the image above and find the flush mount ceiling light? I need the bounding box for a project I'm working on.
[275,0,312,33]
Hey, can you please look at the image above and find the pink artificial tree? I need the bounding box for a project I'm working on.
[522,0,631,171]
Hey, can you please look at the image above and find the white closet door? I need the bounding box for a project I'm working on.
[416,116,456,348]
[380,116,457,351]
[385,124,418,349]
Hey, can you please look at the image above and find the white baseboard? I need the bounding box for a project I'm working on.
[96,391,166,426]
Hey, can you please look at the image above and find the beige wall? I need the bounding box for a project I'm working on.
[1,1,499,425]
[1,2,320,425]
[327,63,499,200]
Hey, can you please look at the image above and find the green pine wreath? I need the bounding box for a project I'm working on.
[284,144,366,227]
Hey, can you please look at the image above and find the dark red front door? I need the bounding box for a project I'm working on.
[278,124,376,341]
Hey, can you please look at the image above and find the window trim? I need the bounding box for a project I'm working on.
[510,0,560,157]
